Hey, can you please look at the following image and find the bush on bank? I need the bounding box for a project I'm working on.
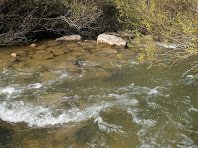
[0,0,119,45]
[115,0,198,76]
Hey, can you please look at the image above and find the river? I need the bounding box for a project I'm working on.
[0,40,197,148]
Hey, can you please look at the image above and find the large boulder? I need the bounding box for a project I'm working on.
[56,34,82,41]
[97,33,127,47]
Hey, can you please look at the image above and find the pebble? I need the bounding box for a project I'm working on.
[30,43,36,48]
[11,53,17,58]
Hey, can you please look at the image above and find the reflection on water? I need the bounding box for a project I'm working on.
[0,40,198,148]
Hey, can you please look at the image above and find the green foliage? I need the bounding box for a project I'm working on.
[115,0,198,76]
[113,0,142,33]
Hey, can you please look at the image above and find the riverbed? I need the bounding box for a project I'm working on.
[0,40,197,147]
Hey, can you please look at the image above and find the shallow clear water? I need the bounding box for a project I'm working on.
[0,41,198,148]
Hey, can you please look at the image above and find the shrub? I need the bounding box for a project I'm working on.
[0,0,70,45]
[0,0,119,45]
[115,0,198,76]
[114,0,142,33]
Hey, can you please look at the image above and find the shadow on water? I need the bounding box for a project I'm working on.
[0,125,14,147]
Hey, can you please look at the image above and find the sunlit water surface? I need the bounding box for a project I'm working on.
[0,41,197,148]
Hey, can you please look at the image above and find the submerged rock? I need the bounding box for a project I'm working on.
[47,48,66,56]
[35,44,47,50]
[83,67,112,79]
[77,40,97,50]
[40,93,66,106]
[12,62,26,70]
[52,61,79,71]
[97,48,118,55]
[14,122,91,148]
[31,50,54,59]
[40,71,60,81]
[0,54,10,70]
[16,50,28,57]
[56,35,82,41]
[97,34,127,47]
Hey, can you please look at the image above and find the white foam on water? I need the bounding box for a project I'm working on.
[88,93,139,107]
[135,118,157,127]
[126,60,137,65]
[79,61,100,67]
[186,75,194,78]
[1,87,16,94]
[188,107,198,112]
[2,68,8,74]
[156,42,177,49]
[28,83,42,89]
[0,101,112,127]
[108,93,139,106]
[118,83,160,94]
[51,70,70,78]
[0,83,43,100]
[142,86,166,96]
[147,102,161,109]
[91,93,139,107]
[79,74,84,78]
[108,93,126,99]
[0,85,23,100]
[117,98,139,106]
[137,128,160,148]
[127,108,157,127]
[117,83,135,92]
[139,144,153,148]
[109,62,122,68]
[17,70,32,76]
[148,88,159,95]
[39,70,73,85]
[176,133,195,147]
[94,116,126,134]
[60,73,69,78]
[117,83,168,99]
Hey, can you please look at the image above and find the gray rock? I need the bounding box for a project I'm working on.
[97,33,127,47]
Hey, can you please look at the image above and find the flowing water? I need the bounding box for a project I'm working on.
[0,40,197,148]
